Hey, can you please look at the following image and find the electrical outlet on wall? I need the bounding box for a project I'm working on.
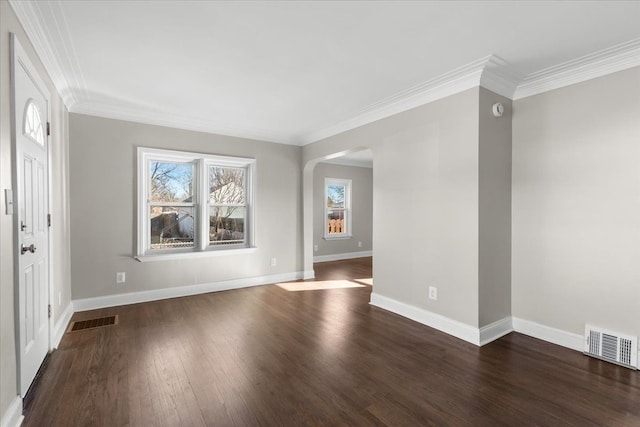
[116,272,126,284]
[428,286,438,301]
[271,257,277,267]
[314,244,318,252]
[358,241,362,248]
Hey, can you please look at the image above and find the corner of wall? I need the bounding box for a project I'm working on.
[478,87,513,327]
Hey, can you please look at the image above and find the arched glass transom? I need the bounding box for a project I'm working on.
[23,99,44,146]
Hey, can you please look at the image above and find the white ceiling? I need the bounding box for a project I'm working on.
[323,149,373,169]
[11,1,640,145]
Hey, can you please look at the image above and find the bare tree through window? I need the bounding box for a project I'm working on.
[149,161,194,249]
[139,147,254,256]
[209,167,246,244]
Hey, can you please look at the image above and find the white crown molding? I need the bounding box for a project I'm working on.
[301,56,490,145]
[303,37,640,144]
[514,38,640,100]
[72,101,296,145]
[302,54,523,145]
[10,0,640,145]
[11,0,293,144]
[74,102,298,145]
[9,0,83,108]
[71,38,640,145]
[481,56,525,100]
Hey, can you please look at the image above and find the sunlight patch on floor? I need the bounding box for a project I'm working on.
[276,280,366,291]
[355,277,373,286]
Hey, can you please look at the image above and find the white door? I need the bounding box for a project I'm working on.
[12,34,51,397]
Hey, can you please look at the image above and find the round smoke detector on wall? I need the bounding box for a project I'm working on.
[492,102,504,118]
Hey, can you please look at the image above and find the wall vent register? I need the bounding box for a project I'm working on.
[584,324,638,369]
[68,315,118,332]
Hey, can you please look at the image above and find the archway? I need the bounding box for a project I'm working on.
[302,147,373,279]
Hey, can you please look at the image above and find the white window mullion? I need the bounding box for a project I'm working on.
[198,158,207,251]
[138,155,150,256]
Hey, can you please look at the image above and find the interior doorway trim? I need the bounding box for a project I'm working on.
[302,147,372,278]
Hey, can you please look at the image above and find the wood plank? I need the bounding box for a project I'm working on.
[22,257,640,426]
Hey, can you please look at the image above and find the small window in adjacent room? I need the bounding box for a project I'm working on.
[137,147,255,260]
[324,178,352,239]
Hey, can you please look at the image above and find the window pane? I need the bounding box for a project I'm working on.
[210,206,246,245]
[150,162,193,203]
[327,184,345,208]
[209,167,245,204]
[24,100,44,145]
[327,209,345,234]
[150,206,195,249]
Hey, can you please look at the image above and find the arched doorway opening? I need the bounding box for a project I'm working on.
[302,148,373,288]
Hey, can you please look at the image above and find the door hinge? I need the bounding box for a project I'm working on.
[47,213,51,227]
[47,122,51,136]
[48,304,52,319]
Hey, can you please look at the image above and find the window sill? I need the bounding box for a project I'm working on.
[135,247,257,262]
[323,235,352,241]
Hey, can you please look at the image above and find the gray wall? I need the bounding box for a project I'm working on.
[478,88,512,327]
[303,88,482,327]
[313,162,372,257]
[512,67,640,338]
[69,114,302,300]
[1,0,72,417]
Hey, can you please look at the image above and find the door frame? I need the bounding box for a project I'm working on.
[10,32,54,397]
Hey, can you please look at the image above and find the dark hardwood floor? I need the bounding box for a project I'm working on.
[24,257,640,426]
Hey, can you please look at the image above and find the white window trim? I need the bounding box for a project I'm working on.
[324,177,352,240]
[136,147,256,261]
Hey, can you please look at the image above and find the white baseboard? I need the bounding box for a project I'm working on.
[370,292,481,345]
[480,317,514,346]
[313,250,372,263]
[512,317,583,352]
[73,271,305,311]
[0,396,23,427]
[52,302,74,348]
[303,270,315,280]
[367,295,587,353]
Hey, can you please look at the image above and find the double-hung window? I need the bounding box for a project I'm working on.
[137,147,255,260]
[324,178,352,239]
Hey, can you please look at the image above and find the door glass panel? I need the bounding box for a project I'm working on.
[23,100,44,146]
